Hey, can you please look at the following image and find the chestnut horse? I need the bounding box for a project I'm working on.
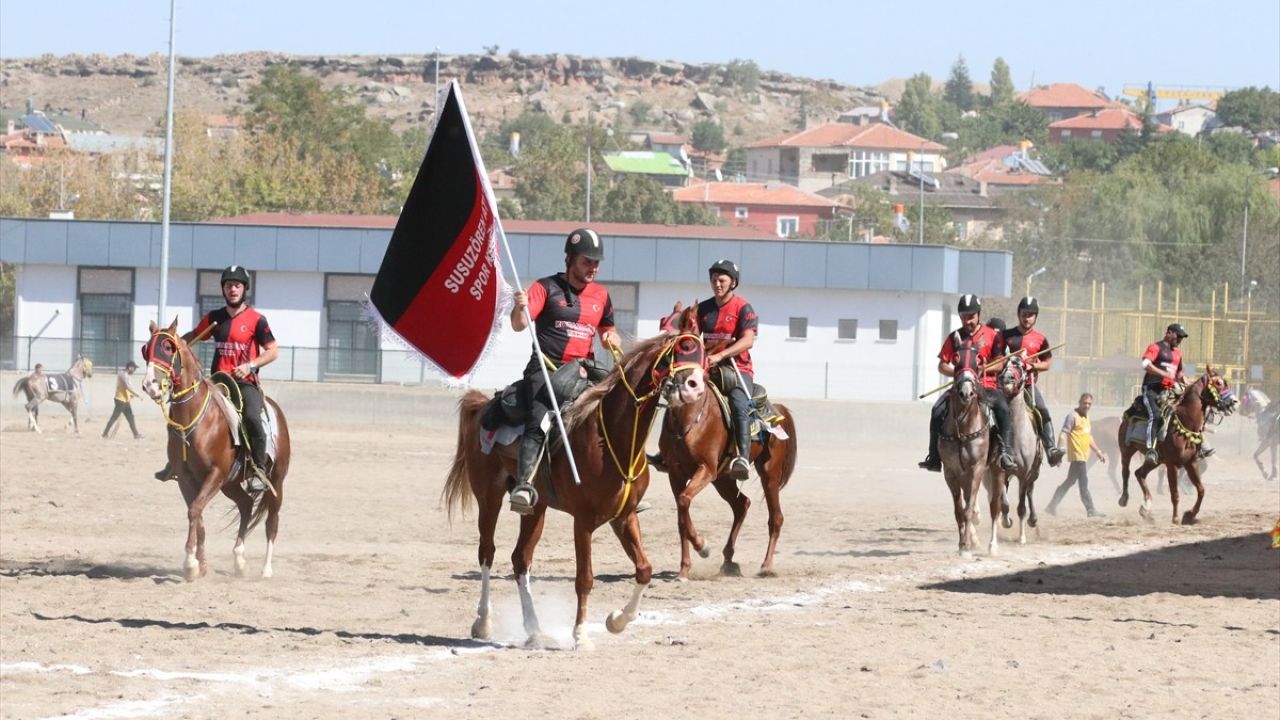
[443,327,679,650]
[141,319,291,581]
[938,370,992,558]
[1118,368,1236,524]
[11,356,93,434]
[653,305,797,579]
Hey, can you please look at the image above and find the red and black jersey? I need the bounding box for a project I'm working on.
[191,306,275,385]
[939,325,999,389]
[697,295,759,378]
[1141,340,1182,390]
[997,326,1052,386]
[525,274,615,373]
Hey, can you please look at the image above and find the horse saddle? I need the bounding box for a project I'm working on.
[707,380,782,444]
[479,359,607,450]
[210,373,279,464]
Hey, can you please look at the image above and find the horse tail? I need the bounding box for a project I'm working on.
[246,401,290,533]
[12,376,28,400]
[442,390,489,522]
[774,403,798,490]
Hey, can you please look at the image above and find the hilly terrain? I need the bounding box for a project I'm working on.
[1,52,884,144]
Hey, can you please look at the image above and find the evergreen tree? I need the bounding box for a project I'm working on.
[895,73,941,139]
[944,55,976,112]
[990,57,1016,107]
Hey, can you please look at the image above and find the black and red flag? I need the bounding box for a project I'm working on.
[369,81,508,381]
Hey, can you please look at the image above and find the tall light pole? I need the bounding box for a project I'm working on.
[1025,266,1047,297]
[912,132,957,244]
[157,0,178,325]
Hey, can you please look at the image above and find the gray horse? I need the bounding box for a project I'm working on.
[989,355,1043,549]
[11,356,94,434]
[938,370,993,559]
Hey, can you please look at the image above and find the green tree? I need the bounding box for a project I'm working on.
[721,59,760,91]
[1042,138,1118,173]
[690,120,727,153]
[1214,86,1280,132]
[628,100,652,126]
[1204,132,1257,166]
[895,73,941,139]
[990,57,1016,107]
[594,175,715,225]
[944,55,976,112]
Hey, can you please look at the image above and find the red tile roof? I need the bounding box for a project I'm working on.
[646,132,685,145]
[947,159,1057,186]
[1019,83,1110,109]
[1049,107,1152,130]
[210,213,777,240]
[748,122,946,151]
[672,182,837,208]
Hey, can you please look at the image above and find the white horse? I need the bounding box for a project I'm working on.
[11,356,94,434]
[987,355,1042,550]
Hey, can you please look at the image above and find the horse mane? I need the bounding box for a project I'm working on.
[563,334,667,434]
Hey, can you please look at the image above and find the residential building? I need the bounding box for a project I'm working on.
[1019,83,1111,122]
[1155,103,1217,136]
[1,113,68,167]
[950,144,1058,187]
[746,123,948,193]
[205,114,243,139]
[1048,107,1167,144]
[673,181,839,238]
[601,151,690,187]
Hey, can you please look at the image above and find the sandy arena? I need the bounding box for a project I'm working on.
[1,375,1277,719]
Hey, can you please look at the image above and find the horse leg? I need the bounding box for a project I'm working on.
[1015,475,1029,544]
[1134,455,1155,521]
[1166,464,1181,525]
[710,476,751,578]
[964,473,982,553]
[674,466,716,580]
[754,461,783,577]
[1119,448,1131,507]
[471,487,502,641]
[984,472,1003,557]
[1182,460,1207,525]
[512,505,550,648]
[26,401,40,433]
[224,485,254,577]
[947,478,968,558]
[571,516,596,651]
[998,471,1013,529]
[605,510,652,636]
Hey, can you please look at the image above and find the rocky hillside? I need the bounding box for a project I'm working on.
[1,52,883,144]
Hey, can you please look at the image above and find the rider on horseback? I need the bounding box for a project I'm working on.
[648,259,760,482]
[1138,323,1189,465]
[507,228,621,515]
[919,294,1017,473]
[155,265,278,494]
[994,296,1065,467]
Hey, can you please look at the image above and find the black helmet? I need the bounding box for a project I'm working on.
[1166,322,1189,338]
[957,294,982,315]
[1017,296,1040,314]
[221,265,251,288]
[708,259,740,288]
[564,228,604,261]
[986,317,1006,333]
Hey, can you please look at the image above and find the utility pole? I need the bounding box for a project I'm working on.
[585,111,592,223]
[157,0,178,325]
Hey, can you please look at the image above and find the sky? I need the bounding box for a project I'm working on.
[1,0,1277,97]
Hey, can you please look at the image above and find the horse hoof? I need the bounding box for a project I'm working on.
[1118,494,1129,508]
[988,546,999,558]
[720,562,742,577]
[1001,516,1013,529]
[1028,516,1038,529]
[574,634,595,652]
[471,617,492,641]
[675,574,690,583]
[1181,513,1198,526]
[696,537,712,559]
[757,567,777,578]
[959,550,974,561]
[260,565,273,579]
[524,632,553,650]
[605,610,629,635]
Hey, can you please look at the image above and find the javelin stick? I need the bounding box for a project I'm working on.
[917,342,1066,400]
[190,321,218,345]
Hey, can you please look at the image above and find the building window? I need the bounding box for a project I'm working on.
[788,317,808,339]
[735,206,749,220]
[776,216,799,237]
[594,281,639,370]
[325,274,378,380]
[878,319,898,341]
[767,158,773,174]
[1060,129,1072,139]
[1090,130,1103,139]
[837,319,858,339]
[849,150,890,178]
[195,268,255,368]
[78,267,134,368]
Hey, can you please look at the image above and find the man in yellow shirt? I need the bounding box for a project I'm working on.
[1046,393,1107,517]
[102,361,144,440]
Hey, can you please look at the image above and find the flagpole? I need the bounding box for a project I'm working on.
[453,81,585,487]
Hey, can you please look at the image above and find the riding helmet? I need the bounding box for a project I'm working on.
[709,259,740,288]
[957,294,982,315]
[564,228,604,261]
[221,264,251,288]
[1166,322,1189,338]
[986,317,1006,333]
[1017,295,1040,314]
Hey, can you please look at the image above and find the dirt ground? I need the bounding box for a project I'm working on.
[1,386,1277,720]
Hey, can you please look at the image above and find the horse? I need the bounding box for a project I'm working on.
[442,323,679,651]
[11,356,94,434]
[1090,414,1201,496]
[1118,368,1237,524]
[652,304,798,580]
[988,355,1042,549]
[1239,388,1279,481]
[937,370,993,558]
[140,319,291,581]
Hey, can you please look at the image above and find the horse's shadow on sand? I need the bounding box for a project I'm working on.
[0,558,181,584]
[924,532,1279,601]
[451,570,682,583]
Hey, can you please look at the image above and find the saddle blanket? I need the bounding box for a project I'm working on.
[480,425,522,455]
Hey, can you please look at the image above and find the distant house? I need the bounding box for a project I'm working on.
[1020,83,1110,123]
[746,123,947,193]
[685,146,726,179]
[673,181,839,238]
[1048,107,1167,144]
[950,144,1058,187]
[642,131,686,158]
[205,114,243,139]
[1155,104,1217,136]
[1,113,68,167]
[601,151,689,188]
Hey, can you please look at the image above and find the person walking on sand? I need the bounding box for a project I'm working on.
[102,361,144,440]
[1047,393,1107,517]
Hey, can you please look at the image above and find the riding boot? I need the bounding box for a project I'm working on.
[155,462,174,482]
[1144,417,1159,465]
[1041,417,1065,467]
[246,447,270,495]
[646,451,668,473]
[510,432,542,515]
[918,425,942,472]
[729,415,752,481]
[991,399,1017,470]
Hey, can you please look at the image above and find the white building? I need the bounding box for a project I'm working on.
[1155,104,1217,136]
[0,215,1011,401]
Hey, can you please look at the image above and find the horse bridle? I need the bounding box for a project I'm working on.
[144,330,215,452]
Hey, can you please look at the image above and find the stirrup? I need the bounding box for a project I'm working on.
[1198,447,1215,459]
[509,483,538,515]
[1144,448,1159,465]
[729,456,750,481]
[646,452,667,473]
[1046,447,1065,467]
[246,464,270,494]
[154,467,173,482]
[918,455,942,472]
[998,453,1016,470]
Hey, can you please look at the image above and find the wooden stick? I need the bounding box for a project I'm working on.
[189,321,219,345]
[917,342,1066,400]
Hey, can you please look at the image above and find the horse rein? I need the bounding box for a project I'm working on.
[145,330,215,457]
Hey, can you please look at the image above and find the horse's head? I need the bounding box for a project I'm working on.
[953,369,979,405]
[78,356,94,378]
[1238,387,1270,418]
[653,304,708,408]
[1199,364,1237,416]
[141,318,197,402]
[997,354,1026,398]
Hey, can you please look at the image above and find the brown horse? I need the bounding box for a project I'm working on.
[11,356,93,434]
[652,305,797,579]
[937,370,992,558]
[1118,368,1236,524]
[140,319,290,581]
[443,326,679,650]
